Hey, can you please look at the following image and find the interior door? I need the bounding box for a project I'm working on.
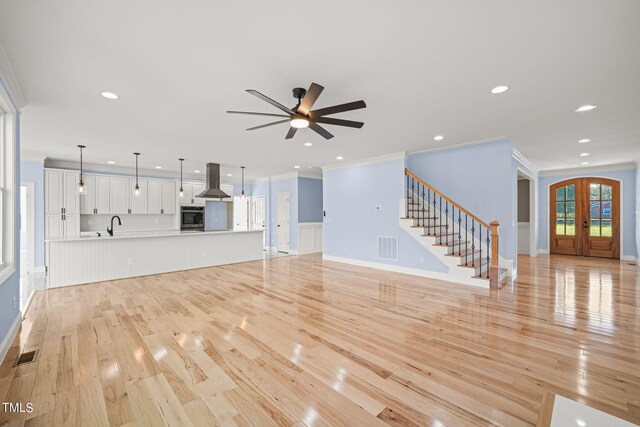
[252,196,266,249]
[550,177,620,259]
[233,196,249,231]
[276,192,290,253]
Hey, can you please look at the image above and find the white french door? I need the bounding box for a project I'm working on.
[251,195,266,249]
[276,192,290,253]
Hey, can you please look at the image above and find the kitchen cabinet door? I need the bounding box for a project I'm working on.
[46,214,64,239]
[192,182,205,205]
[110,177,130,214]
[64,215,80,238]
[63,172,80,215]
[80,174,96,214]
[161,180,176,214]
[45,170,64,215]
[129,178,147,214]
[178,182,193,205]
[95,175,111,214]
[147,180,162,214]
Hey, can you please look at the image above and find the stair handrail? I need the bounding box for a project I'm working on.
[404,168,501,288]
[405,168,490,228]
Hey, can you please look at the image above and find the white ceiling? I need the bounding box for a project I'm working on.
[1,0,639,180]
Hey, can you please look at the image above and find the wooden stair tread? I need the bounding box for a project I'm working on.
[472,268,507,280]
[458,261,489,269]
[444,250,482,258]
[433,241,469,247]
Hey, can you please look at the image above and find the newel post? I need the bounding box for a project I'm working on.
[489,221,500,288]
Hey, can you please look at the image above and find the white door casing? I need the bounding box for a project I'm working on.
[276,192,290,253]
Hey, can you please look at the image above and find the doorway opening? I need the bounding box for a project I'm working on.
[516,169,536,257]
[550,177,620,259]
[20,182,36,313]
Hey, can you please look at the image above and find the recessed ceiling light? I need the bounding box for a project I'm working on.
[433,135,444,141]
[575,104,597,112]
[304,142,313,147]
[226,173,232,177]
[581,162,589,165]
[107,161,116,164]
[578,139,591,143]
[155,166,162,169]
[194,170,200,173]
[491,85,509,94]
[100,91,119,100]
[294,165,301,169]
[580,152,590,157]
[336,156,343,160]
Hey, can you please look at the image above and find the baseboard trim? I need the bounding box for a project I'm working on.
[0,312,21,365]
[296,249,322,255]
[322,255,489,288]
[22,289,37,320]
[538,249,550,254]
[621,255,635,262]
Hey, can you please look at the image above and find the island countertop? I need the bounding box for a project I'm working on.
[45,229,261,242]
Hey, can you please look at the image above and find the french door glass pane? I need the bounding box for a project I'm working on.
[556,202,565,216]
[590,184,600,200]
[566,201,575,218]
[566,184,575,201]
[601,219,612,237]
[601,200,612,219]
[590,202,601,219]
[590,219,601,236]
[602,185,612,200]
[556,219,565,235]
[556,187,565,201]
[566,219,576,236]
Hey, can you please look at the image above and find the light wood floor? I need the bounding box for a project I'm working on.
[1,254,639,426]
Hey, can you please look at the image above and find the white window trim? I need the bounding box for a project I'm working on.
[0,79,18,286]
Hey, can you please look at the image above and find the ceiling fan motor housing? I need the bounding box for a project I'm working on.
[292,87,307,100]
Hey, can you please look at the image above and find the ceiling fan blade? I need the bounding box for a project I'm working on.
[285,127,298,139]
[309,122,334,140]
[227,110,290,118]
[297,83,324,115]
[313,117,364,128]
[246,119,290,131]
[309,100,367,118]
[246,89,295,115]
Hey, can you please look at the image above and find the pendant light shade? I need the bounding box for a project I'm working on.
[240,166,246,199]
[133,152,141,197]
[77,145,86,194]
[178,158,184,197]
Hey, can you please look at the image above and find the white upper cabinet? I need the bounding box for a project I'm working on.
[63,172,80,214]
[95,175,110,214]
[147,180,162,214]
[80,174,96,215]
[192,182,205,206]
[110,176,130,214]
[45,170,63,215]
[161,180,176,214]
[45,169,80,238]
[221,184,234,201]
[129,178,147,214]
[178,182,193,205]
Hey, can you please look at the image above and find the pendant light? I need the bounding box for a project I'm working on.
[77,145,86,194]
[133,152,141,196]
[240,166,246,199]
[178,158,184,197]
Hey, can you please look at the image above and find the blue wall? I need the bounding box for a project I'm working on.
[538,167,637,258]
[204,201,228,230]
[20,161,45,267]
[298,178,323,223]
[0,107,21,354]
[407,140,517,264]
[323,158,446,272]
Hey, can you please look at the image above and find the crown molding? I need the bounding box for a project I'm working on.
[248,170,322,185]
[407,136,508,157]
[0,42,26,109]
[321,152,407,172]
[512,148,539,175]
[44,159,207,181]
[539,162,638,177]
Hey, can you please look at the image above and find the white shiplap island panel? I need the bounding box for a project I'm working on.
[45,230,263,288]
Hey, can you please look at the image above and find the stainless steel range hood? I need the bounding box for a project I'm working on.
[195,163,230,199]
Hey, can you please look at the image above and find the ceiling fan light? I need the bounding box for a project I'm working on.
[291,118,309,129]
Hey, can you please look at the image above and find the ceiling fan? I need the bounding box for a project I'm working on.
[227,82,366,140]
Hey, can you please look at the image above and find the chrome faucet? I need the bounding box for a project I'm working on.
[106,215,122,236]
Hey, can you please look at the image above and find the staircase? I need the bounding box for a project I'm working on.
[400,168,507,288]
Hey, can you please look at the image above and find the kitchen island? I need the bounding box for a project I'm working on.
[45,229,264,288]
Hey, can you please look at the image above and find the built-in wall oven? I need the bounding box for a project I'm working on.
[180,206,205,231]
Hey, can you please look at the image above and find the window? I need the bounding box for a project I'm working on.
[0,84,18,284]
[555,184,576,236]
